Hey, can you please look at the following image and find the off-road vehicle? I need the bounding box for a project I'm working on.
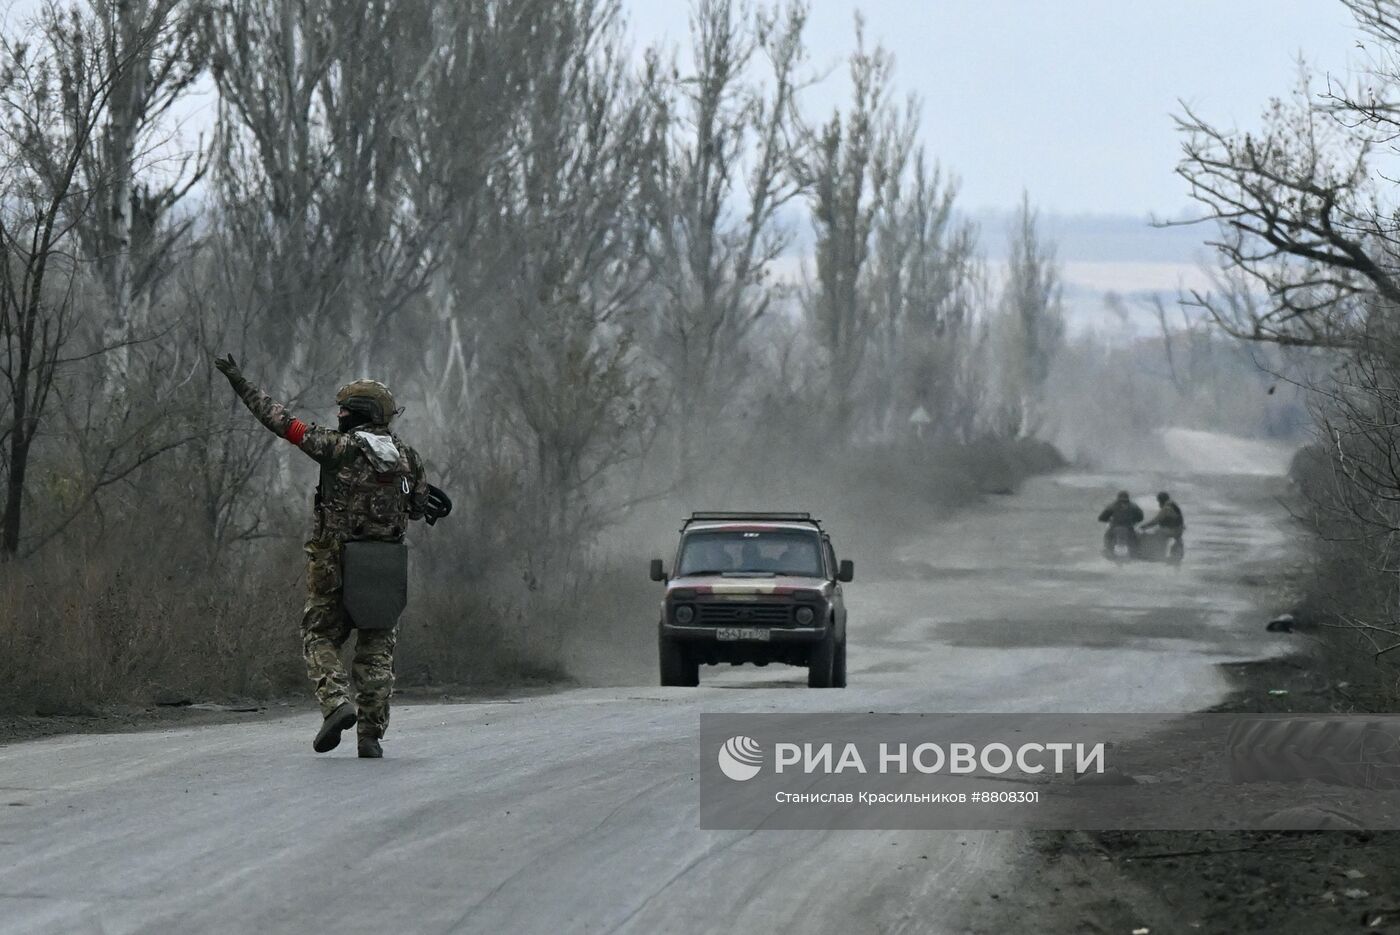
[649,512,852,688]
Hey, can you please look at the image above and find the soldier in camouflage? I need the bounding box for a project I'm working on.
[215,354,432,758]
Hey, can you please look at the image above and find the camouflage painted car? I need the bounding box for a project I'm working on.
[650,512,853,688]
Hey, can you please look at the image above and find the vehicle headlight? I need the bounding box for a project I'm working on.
[794,606,815,625]
[674,605,695,624]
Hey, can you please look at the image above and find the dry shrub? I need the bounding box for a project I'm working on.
[397,574,573,689]
[0,535,581,713]
[1288,443,1400,708]
[0,542,303,714]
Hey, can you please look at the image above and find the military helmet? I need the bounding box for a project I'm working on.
[1157,491,1171,504]
[335,379,397,426]
[1116,490,1130,501]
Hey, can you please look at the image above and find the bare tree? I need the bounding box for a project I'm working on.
[796,18,915,437]
[867,152,978,440]
[1302,344,1400,657]
[465,0,658,579]
[60,0,208,388]
[205,0,440,383]
[0,10,136,554]
[641,0,808,470]
[1174,50,1396,348]
[992,195,1064,438]
[398,0,554,417]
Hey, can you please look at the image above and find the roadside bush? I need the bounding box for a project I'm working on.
[1287,443,1400,709]
[0,543,300,715]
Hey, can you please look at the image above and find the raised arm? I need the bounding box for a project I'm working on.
[214,354,345,464]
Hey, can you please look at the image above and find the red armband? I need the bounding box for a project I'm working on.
[285,419,309,446]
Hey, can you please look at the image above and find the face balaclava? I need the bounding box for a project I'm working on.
[337,397,378,433]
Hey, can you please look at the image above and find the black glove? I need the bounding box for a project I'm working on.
[214,353,243,383]
[423,484,453,526]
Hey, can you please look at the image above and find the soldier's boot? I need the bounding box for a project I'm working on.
[358,736,383,758]
[313,701,357,753]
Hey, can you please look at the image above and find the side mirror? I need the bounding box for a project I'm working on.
[649,559,666,582]
[837,559,854,583]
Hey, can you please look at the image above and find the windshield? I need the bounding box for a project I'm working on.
[676,529,825,578]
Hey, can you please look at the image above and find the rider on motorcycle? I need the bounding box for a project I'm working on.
[1098,490,1144,557]
[1140,491,1185,558]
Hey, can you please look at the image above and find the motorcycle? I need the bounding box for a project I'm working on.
[1103,526,1137,564]
[1135,528,1184,565]
[1102,526,1183,566]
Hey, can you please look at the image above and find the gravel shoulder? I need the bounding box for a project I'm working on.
[0,701,310,748]
[966,635,1400,934]
[0,682,565,749]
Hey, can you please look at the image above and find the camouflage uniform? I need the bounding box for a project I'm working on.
[225,371,429,741]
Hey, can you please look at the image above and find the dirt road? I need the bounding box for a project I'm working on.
[0,439,1300,934]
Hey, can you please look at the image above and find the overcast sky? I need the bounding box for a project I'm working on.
[0,0,1362,218]
[0,0,1364,317]
[628,0,1361,218]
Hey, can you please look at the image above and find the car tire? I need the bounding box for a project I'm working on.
[659,635,698,687]
[832,636,847,688]
[808,627,836,688]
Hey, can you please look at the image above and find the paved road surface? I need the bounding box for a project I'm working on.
[0,450,1299,934]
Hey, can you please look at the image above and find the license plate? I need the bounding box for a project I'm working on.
[716,627,771,642]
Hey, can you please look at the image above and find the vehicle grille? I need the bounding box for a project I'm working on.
[696,603,793,625]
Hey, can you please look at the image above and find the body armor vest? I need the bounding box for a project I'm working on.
[316,431,414,543]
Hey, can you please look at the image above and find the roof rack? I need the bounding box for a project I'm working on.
[684,511,820,526]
